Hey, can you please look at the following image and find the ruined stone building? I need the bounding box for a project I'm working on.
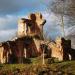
[0,12,75,64]
[0,12,46,63]
[48,37,75,61]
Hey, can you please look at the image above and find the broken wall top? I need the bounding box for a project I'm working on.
[18,12,46,26]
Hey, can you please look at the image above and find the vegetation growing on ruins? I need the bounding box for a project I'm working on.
[0,58,75,75]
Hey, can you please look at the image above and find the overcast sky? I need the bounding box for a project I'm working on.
[0,0,74,42]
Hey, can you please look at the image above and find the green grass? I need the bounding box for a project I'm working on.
[0,58,75,75]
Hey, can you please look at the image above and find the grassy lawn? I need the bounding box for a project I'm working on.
[0,58,75,75]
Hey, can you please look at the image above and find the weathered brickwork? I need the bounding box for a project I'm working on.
[0,13,75,64]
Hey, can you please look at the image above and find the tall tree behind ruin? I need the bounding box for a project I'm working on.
[47,0,75,37]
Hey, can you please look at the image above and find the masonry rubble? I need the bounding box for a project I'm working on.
[0,12,75,64]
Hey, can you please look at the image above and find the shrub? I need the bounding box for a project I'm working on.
[47,58,54,64]
[23,58,32,64]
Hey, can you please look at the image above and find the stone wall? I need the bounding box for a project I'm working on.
[0,44,5,63]
[48,37,72,61]
[17,12,46,38]
[0,12,75,64]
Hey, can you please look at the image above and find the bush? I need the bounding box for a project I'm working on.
[47,57,60,64]
[47,58,54,64]
[23,58,32,64]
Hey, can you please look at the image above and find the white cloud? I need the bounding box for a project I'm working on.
[42,12,62,39]
[0,14,28,42]
[0,15,18,30]
[65,25,75,36]
[0,14,28,30]
[0,11,75,42]
[0,29,17,42]
[0,15,18,42]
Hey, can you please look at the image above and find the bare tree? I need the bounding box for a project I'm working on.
[47,0,65,37]
[47,0,75,37]
[41,26,51,65]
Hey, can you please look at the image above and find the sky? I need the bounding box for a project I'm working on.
[0,0,75,42]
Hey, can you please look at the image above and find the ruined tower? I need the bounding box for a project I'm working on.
[18,18,27,38]
[28,12,46,38]
[17,13,46,38]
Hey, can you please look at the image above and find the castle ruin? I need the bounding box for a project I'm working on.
[0,12,75,64]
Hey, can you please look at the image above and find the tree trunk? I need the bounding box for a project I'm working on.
[42,49,45,65]
[61,15,65,37]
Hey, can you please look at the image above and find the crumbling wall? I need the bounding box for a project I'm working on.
[61,38,71,60]
[18,19,26,38]
[28,13,46,38]
[0,44,5,63]
[0,42,11,64]
[48,42,63,61]
[0,12,46,64]
[18,13,46,39]
[48,37,72,61]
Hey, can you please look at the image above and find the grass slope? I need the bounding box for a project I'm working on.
[0,58,75,75]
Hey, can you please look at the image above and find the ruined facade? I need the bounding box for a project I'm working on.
[18,12,46,38]
[0,12,46,63]
[48,38,63,61]
[0,12,75,64]
[48,37,75,61]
